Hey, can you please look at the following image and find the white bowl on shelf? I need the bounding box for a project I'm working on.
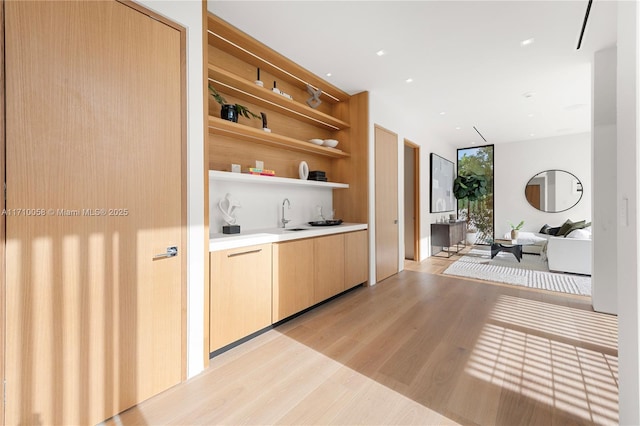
[309,138,324,145]
[323,139,339,148]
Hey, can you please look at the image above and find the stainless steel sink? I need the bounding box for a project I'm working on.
[285,227,307,231]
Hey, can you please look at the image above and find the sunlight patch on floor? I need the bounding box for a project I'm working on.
[466,296,618,425]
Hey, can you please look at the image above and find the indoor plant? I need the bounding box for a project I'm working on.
[208,84,260,123]
[453,173,488,244]
[510,220,524,240]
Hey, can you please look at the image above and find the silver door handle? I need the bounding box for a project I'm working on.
[153,246,178,260]
[394,219,398,224]
[228,248,262,258]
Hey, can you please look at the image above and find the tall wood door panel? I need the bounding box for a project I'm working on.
[375,126,399,282]
[314,234,345,303]
[4,1,185,425]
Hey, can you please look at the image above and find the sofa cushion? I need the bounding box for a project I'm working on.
[562,220,590,237]
[566,228,591,239]
[539,224,551,234]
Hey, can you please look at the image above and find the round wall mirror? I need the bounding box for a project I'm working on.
[525,170,583,213]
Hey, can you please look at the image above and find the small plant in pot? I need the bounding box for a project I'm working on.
[510,220,524,240]
[208,84,260,123]
[453,173,488,244]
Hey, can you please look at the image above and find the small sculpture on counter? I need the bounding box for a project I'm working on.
[219,193,241,234]
[306,84,322,108]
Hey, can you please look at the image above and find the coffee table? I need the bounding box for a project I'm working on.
[491,239,525,262]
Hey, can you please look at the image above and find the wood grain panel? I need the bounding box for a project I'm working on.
[208,134,334,179]
[272,239,314,322]
[333,92,369,224]
[375,125,399,282]
[345,230,368,288]
[4,1,184,424]
[203,0,211,370]
[313,234,345,303]
[0,2,5,423]
[210,245,272,351]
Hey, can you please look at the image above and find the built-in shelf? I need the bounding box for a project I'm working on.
[209,170,349,189]
[208,116,350,159]
[209,64,350,131]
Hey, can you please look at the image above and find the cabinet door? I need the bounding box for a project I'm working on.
[210,244,272,351]
[345,230,368,288]
[272,239,314,322]
[314,234,345,303]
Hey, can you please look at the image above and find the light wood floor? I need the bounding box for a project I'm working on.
[107,253,618,425]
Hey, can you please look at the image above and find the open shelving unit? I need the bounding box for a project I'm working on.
[209,170,349,188]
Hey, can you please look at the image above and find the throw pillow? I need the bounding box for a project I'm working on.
[539,224,551,234]
[562,220,588,237]
[556,219,575,237]
[547,226,561,236]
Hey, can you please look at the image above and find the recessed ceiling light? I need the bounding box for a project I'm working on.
[530,133,536,137]
[527,113,534,117]
[523,91,536,99]
[455,126,461,130]
[326,72,332,77]
[439,111,446,115]
[471,141,477,145]
[520,38,535,47]
[376,50,386,56]
[565,103,587,111]
[405,78,413,83]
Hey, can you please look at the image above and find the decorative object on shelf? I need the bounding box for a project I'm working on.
[209,84,260,123]
[430,153,456,213]
[453,172,489,244]
[271,80,292,100]
[298,161,309,180]
[260,112,271,132]
[256,160,264,169]
[231,163,241,173]
[323,139,339,148]
[306,84,322,108]
[510,220,524,240]
[309,138,324,145]
[219,193,241,234]
[254,67,264,87]
[308,170,327,182]
[449,213,456,222]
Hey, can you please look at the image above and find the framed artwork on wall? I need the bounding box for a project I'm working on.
[430,153,455,213]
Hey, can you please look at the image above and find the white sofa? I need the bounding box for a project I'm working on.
[505,230,592,275]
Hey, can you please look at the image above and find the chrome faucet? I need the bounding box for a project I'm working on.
[281,198,291,228]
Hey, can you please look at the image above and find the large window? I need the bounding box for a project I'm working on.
[457,145,494,244]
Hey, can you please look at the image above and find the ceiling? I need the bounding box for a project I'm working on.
[208,1,618,147]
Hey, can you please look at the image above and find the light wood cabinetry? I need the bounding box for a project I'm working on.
[313,234,346,303]
[210,244,272,351]
[345,230,369,288]
[272,230,367,322]
[272,239,314,322]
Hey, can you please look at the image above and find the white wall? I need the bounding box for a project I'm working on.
[368,92,457,284]
[592,47,617,315]
[494,133,592,238]
[616,1,640,422]
[137,0,205,379]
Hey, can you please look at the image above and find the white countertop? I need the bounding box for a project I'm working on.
[209,222,368,252]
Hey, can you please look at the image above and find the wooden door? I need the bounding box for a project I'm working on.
[4,1,185,424]
[273,239,314,322]
[525,184,541,209]
[375,125,399,282]
[345,230,368,288]
[209,245,272,351]
[314,234,345,303]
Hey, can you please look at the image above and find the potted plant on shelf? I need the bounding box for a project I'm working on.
[453,173,488,244]
[510,220,524,240]
[208,84,261,123]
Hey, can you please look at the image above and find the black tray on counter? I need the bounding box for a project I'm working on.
[308,219,343,226]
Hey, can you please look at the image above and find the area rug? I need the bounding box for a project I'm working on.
[442,247,591,296]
